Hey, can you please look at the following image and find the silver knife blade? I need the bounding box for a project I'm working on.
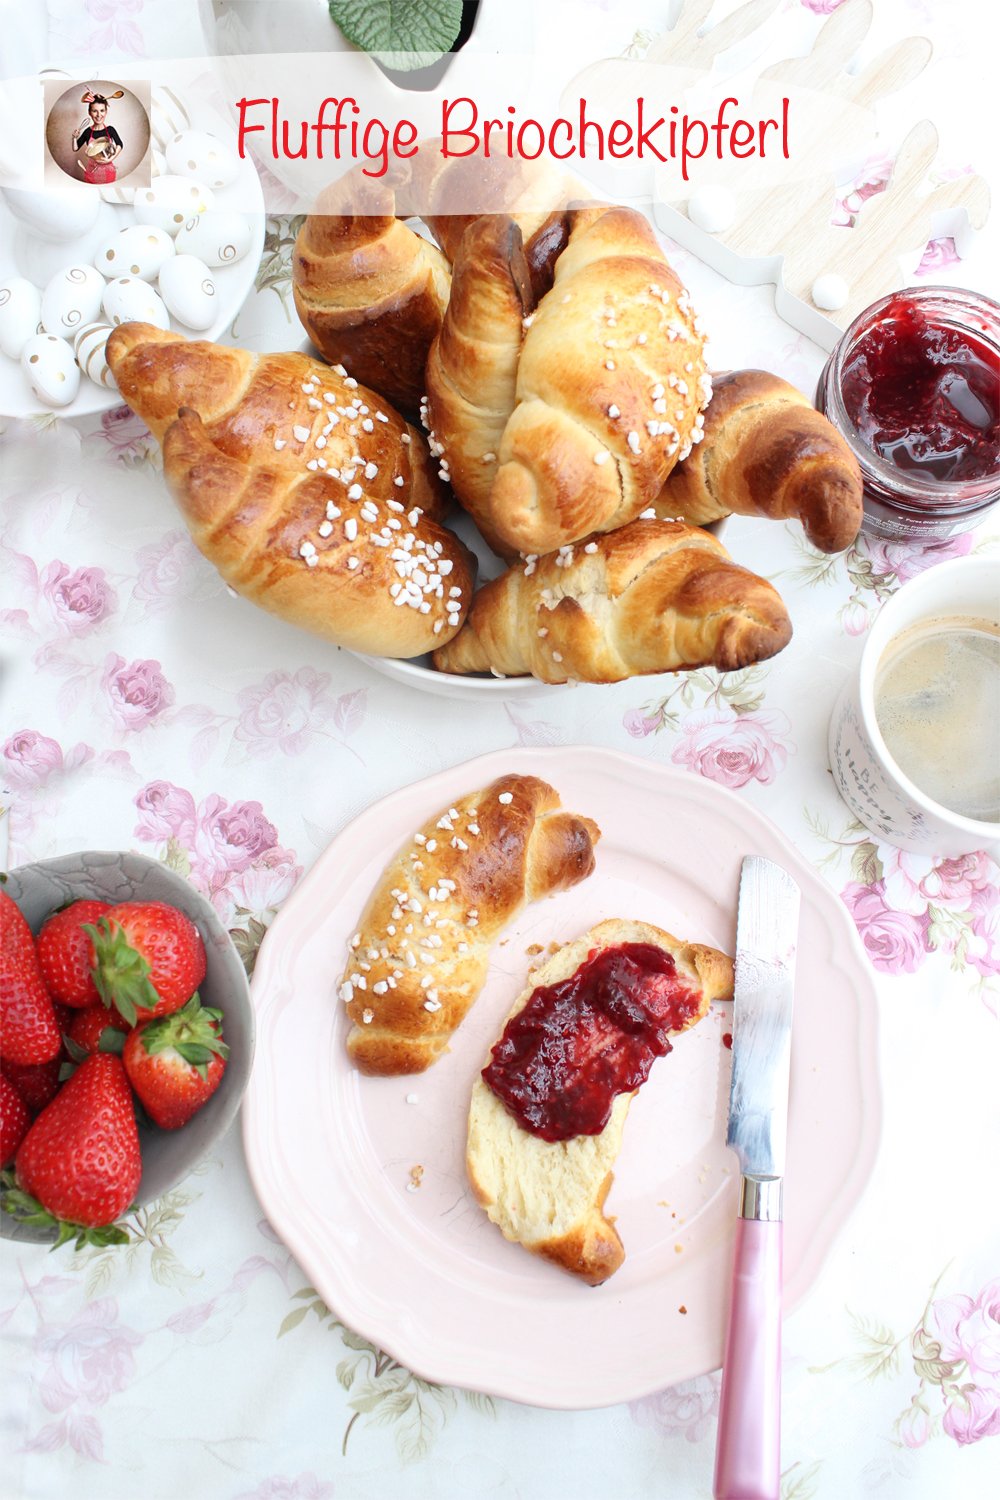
[726,855,800,1180]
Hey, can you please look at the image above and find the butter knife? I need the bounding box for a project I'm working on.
[713,855,800,1500]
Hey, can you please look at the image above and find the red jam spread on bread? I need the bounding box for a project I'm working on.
[483,942,702,1142]
[840,297,1000,482]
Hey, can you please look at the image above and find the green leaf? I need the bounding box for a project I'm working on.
[278,1304,312,1338]
[463,1390,496,1416]
[781,1459,823,1500]
[162,837,191,877]
[329,0,464,70]
[849,841,884,887]
[1,1177,131,1249]
[85,917,158,1028]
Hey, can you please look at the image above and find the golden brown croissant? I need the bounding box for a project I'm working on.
[473,205,710,557]
[106,323,475,658]
[652,370,863,553]
[423,215,532,556]
[432,519,792,683]
[341,774,600,1075]
[292,172,451,417]
[411,144,573,298]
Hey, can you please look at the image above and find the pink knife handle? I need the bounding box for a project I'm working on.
[713,1216,783,1500]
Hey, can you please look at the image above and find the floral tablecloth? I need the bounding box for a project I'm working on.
[2,4,999,1499]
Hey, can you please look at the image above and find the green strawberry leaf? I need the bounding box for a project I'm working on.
[85,917,160,1028]
[139,994,228,1070]
[97,1028,126,1055]
[329,0,464,70]
[0,1173,131,1250]
[63,1036,91,1064]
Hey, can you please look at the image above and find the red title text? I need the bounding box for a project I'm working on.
[235,96,791,180]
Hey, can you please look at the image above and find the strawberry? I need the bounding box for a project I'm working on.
[1,1073,31,1166]
[52,1002,75,1035]
[14,1053,141,1228]
[37,899,112,1008]
[123,994,228,1129]
[0,1056,63,1115]
[0,891,62,1065]
[66,1004,129,1059]
[87,901,207,1027]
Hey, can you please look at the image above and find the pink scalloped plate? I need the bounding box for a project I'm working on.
[243,747,881,1409]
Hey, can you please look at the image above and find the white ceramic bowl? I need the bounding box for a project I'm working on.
[0,96,264,420]
[1,850,253,1244]
[354,511,728,699]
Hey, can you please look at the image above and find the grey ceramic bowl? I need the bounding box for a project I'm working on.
[2,850,254,1245]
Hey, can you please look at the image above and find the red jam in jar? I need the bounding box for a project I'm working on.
[819,286,1000,541]
[482,942,703,1142]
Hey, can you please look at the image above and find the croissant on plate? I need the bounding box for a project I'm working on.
[341,773,600,1075]
[106,323,476,658]
[432,518,792,683]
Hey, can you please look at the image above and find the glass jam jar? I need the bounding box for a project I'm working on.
[817,285,1000,542]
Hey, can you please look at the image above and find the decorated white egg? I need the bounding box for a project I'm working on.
[165,129,239,190]
[131,176,215,236]
[149,86,191,151]
[40,264,105,338]
[73,321,118,389]
[2,183,100,241]
[174,209,252,267]
[102,276,170,331]
[97,223,175,282]
[0,277,42,359]
[158,255,218,331]
[21,333,80,407]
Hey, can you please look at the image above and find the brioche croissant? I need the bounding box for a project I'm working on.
[653,370,863,553]
[433,519,792,683]
[467,919,732,1284]
[411,144,573,298]
[459,204,710,557]
[423,215,532,556]
[292,172,451,417]
[341,774,600,1075]
[106,324,475,658]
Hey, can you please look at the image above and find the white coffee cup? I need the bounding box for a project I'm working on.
[828,556,1000,857]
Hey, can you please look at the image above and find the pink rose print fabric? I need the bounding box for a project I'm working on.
[840,847,1000,977]
[0,548,120,643]
[840,880,929,973]
[234,1476,336,1500]
[131,529,222,614]
[2,730,89,790]
[234,668,344,759]
[85,404,155,461]
[630,1374,721,1443]
[912,1279,1000,1445]
[102,654,175,731]
[39,563,118,636]
[23,1298,143,1461]
[134,780,302,921]
[670,708,794,789]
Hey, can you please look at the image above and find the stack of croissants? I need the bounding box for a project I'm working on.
[106,174,864,685]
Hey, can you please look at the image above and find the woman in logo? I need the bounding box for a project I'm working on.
[72,89,125,184]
